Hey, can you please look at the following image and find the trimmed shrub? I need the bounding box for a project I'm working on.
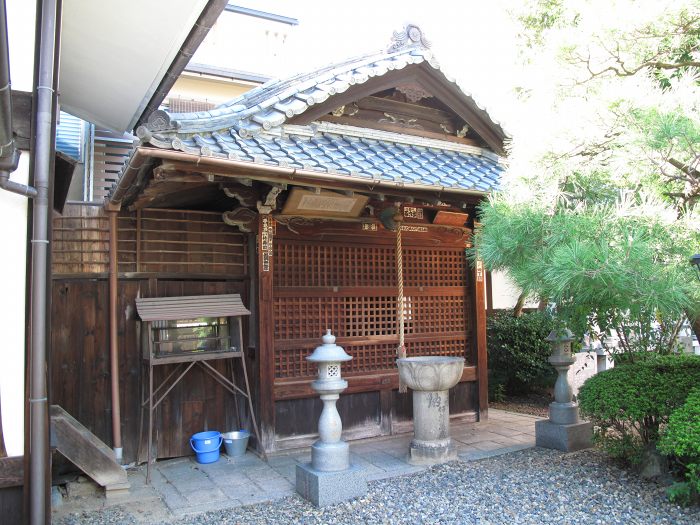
[487,310,555,396]
[658,388,700,505]
[578,355,700,464]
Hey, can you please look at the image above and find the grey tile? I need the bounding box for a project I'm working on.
[184,487,228,506]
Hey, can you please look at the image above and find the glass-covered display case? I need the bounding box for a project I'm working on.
[151,316,241,357]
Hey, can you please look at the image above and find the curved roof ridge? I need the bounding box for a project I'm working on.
[135,24,506,155]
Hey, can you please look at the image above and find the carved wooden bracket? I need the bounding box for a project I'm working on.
[223,207,258,233]
[257,185,285,215]
[221,183,259,207]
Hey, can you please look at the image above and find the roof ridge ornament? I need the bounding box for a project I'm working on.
[387,24,431,53]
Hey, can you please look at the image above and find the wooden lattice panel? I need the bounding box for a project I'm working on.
[273,295,399,341]
[53,205,246,276]
[273,238,472,383]
[403,247,467,287]
[274,241,396,287]
[53,205,109,274]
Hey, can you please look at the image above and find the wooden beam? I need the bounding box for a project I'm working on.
[256,214,276,451]
[473,259,488,420]
[289,68,423,125]
[273,368,478,400]
[153,160,481,208]
[0,457,23,488]
[413,68,505,156]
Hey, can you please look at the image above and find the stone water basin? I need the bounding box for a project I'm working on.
[396,355,465,464]
[397,356,464,391]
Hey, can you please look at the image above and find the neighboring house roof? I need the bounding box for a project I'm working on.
[120,25,508,200]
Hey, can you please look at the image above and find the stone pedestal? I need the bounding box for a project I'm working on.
[296,463,367,507]
[535,419,593,451]
[535,330,592,452]
[409,389,455,464]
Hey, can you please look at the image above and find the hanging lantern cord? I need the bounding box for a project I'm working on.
[394,210,407,393]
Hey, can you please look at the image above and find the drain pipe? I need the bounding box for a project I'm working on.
[27,0,59,524]
[106,203,123,463]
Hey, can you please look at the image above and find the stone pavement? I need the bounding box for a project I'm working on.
[52,409,541,521]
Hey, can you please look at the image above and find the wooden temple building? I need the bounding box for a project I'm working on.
[50,25,506,461]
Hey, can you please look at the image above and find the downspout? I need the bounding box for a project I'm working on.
[29,1,59,524]
[106,203,122,462]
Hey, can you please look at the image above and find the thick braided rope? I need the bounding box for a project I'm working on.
[396,222,407,393]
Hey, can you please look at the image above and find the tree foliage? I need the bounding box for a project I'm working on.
[473,0,700,349]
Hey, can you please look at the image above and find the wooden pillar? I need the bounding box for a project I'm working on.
[105,203,123,460]
[257,214,275,451]
[474,259,488,421]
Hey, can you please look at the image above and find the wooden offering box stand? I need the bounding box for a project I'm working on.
[136,294,263,482]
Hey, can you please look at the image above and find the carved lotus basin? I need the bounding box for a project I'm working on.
[397,356,465,392]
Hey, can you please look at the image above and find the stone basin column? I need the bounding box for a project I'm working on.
[397,356,464,464]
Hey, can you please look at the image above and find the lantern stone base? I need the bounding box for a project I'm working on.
[535,419,593,452]
[311,440,350,471]
[295,463,367,507]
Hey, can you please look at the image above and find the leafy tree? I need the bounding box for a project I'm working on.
[473,0,700,349]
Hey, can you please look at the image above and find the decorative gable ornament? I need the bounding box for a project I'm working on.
[388,24,431,53]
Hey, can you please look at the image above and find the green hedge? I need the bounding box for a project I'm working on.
[487,310,555,397]
[578,354,700,463]
[659,388,700,505]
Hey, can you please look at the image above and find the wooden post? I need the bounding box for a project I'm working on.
[257,214,275,451]
[474,259,488,421]
[105,203,123,461]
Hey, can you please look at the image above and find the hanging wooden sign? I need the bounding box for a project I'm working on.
[261,215,274,272]
[476,259,484,282]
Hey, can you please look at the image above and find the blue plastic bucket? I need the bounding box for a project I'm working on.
[190,431,222,464]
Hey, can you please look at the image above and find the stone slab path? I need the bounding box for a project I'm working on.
[53,409,540,522]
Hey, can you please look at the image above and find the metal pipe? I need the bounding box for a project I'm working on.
[0,170,38,197]
[28,0,59,523]
[107,207,123,462]
[109,147,489,207]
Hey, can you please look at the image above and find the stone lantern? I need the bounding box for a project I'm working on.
[296,330,367,506]
[535,329,592,451]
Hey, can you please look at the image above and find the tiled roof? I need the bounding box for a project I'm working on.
[129,25,506,195]
[147,121,503,192]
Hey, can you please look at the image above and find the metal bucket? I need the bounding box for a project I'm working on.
[222,430,250,457]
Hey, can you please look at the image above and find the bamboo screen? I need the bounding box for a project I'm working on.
[53,205,246,276]
[273,238,470,380]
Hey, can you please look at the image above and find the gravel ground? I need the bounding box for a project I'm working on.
[490,394,551,418]
[55,448,699,525]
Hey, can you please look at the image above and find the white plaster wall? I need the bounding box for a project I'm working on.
[1,0,36,456]
[490,269,538,310]
[568,351,615,398]
[0,154,29,456]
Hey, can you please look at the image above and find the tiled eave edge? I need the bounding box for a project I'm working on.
[107,144,495,207]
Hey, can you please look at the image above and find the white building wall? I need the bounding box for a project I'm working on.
[490,269,538,310]
[1,0,36,456]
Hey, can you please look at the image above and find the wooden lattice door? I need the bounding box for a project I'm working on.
[272,229,473,398]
